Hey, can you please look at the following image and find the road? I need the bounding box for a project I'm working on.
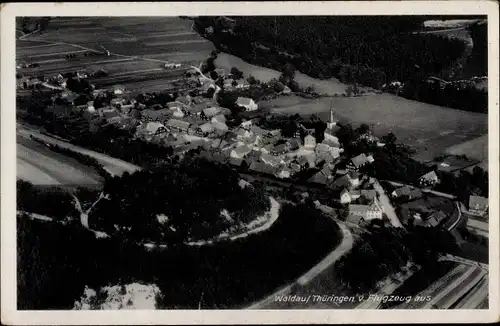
[17,124,141,176]
[467,218,489,237]
[247,218,354,309]
[17,136,103,186]
[372,178,404,228]
[447,201,463,231]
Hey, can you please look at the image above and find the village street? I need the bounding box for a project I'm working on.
[372,178,404,228]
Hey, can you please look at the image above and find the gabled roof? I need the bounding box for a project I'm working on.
[420,170,439,180]
[393,186,422,198]
[166,119,191,130]
[249,161,277,175]
[469,195,488,208]
[351,153,369,168]
[232,145,252,156]
[202,107,220,117]
[145,122,165,133]
[236,97,254,106]
[199,122,215,133]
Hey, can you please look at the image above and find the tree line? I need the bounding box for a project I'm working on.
[195,16,488,113]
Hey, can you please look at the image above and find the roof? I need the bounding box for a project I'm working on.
[305,134,315,140]
[393,186,422,198]
[232,145,252,156]
[103,110,120,119]
[358,189,377,200]
[236,97,254,106]
[261,153,282,166]
[426,211,447,223]
[346,213,364,225]
[288,138,302,148]
[166,119,191,130]
[249,161,277,175]
[141,109,172,120]
[420,170,439,180]
[229,157,244,167]
[199,122,215,133]
[212,114,226,123]
[203,107,220,117]
[351,153,368,168]
[272,143,289,153]
[469,195,488,208]
[212,122,228,132]
[145,122,165,133]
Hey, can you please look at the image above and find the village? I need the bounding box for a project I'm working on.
[16,61,489,233]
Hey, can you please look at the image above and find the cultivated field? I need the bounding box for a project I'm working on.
[214,52,348,95]
[264,94,488,162]
[16,17,214,93]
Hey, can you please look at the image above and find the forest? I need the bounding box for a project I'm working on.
[195,16,488,113]
[17,200,341,309]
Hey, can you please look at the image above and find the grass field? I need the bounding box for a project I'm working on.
[444,135,488,171]
[214,52,348,95]
[16,17,214,93]
[264,93,488,162]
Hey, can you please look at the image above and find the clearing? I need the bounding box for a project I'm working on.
[214,52,347,96]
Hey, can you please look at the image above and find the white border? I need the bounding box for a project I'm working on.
[1,1,499,325]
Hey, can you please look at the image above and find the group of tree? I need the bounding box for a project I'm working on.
[18,17,51,34]
[334,224,458,293]
[87,157,272,242]
[66,77,93,94]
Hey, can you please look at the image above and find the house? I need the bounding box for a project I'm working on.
[271,143,289,156]
[323,132,340,147]
[211,114,226,124]
[166,119,191,133]
[348,153,374,171]
[249,161,278,175]
[469,195,488,217]
[112,85,125,95]
[235,128,252,140]
[212,121,229,134]
[86,101,95,113]
[236,97,258,111]
[141,109,172,124]
[303,134,316,149]
[240,120,253,130]
[330,172,361,190]
[102,110,122,124]
[315,143,342,161]
[419,170,440,187]
[198,122,215,135]
[230,145,252,159]
[260,153,283,167]
[277,166,292,179]
[307,163,336,186]
[281,85,292,95]
[136,121,167,138]
[340,189,377,204]
[348,199,383,224]
[391,186,423,200]
[201,107,220,120]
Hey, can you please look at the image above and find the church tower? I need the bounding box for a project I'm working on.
[327,107,337,130]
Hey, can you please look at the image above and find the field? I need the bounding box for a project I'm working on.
[444,135,488,171]
[16,17,214,93]
[17,136,103,186]
[214,52,348,95]
[263,93,488,162]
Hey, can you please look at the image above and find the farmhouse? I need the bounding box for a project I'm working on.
[348,199,383,224]
[391,186,423,200]
[236,97,258,111]
[166,119,191,133]
[419,170,440,187]
[136,121,167,138]
[340,189,377,204]
[260,153,283,167]
[348,153,374,171]
[201,107,220,120]
[330,172,361,190]
[230,145,252,159]
[468,195,488,217]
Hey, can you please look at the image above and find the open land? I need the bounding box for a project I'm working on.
[17,136,103,186]
[214,52,348,95]
[263,94,488,162]
[16,17,214,93]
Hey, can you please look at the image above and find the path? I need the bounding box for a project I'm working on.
[447,202,463,231]
[384,180,457,199]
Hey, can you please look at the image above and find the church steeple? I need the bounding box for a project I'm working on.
[327,102,337,130]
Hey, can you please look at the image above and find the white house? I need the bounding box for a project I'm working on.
[240,120,253,130]
[230,145,252,159]
[236,97,258,111]
[468,195,488,217]
[304,134,316,149]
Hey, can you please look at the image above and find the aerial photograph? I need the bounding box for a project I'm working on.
[16,16,489,310]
